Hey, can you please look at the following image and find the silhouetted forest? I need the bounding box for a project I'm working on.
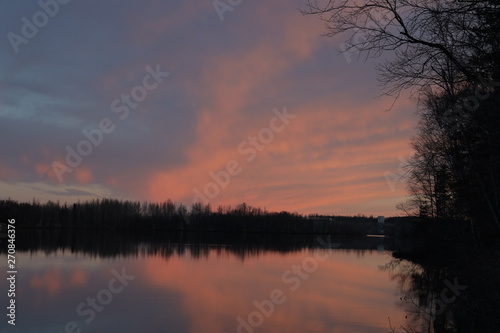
[0,198,412,236]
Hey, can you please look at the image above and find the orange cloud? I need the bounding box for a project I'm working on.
[146,90,414,215]
[16,0,417,217]
[75,168,94,184]
[136,1,416,216]
[144,7,330,208]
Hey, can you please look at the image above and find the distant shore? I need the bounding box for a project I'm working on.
[0,198,416,237]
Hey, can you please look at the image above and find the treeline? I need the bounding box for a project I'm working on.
[396,3,500,243]
[0,198,386,235]
[0,198,297,232]
[404,51,500,242]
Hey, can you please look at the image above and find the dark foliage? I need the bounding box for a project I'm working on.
[0,198,387,236]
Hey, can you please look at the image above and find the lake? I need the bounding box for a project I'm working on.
[3,231,409,333]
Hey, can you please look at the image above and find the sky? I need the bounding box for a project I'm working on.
[0,0,417,216]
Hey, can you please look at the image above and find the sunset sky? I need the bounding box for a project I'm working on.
[0,0,416,216]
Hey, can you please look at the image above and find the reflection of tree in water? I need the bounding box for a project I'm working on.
[1,229,397,261]
[383,254,500,333]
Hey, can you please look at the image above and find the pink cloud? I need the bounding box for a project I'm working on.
[0,162,21,181]
[75,168,94,184]
[16,0,417,217]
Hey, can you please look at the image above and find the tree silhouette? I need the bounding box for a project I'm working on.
[303,0,500,238]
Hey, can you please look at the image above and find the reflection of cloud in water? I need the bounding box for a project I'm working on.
[29,267,89,296]
[7,232,406,332]
[70,268,88,287]
[143,249,403,333]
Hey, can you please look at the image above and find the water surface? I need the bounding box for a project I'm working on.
[2,231,406,333]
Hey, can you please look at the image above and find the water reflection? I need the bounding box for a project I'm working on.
[1,230,408,333]
[384,255,500,332]
[6,229,410,260]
